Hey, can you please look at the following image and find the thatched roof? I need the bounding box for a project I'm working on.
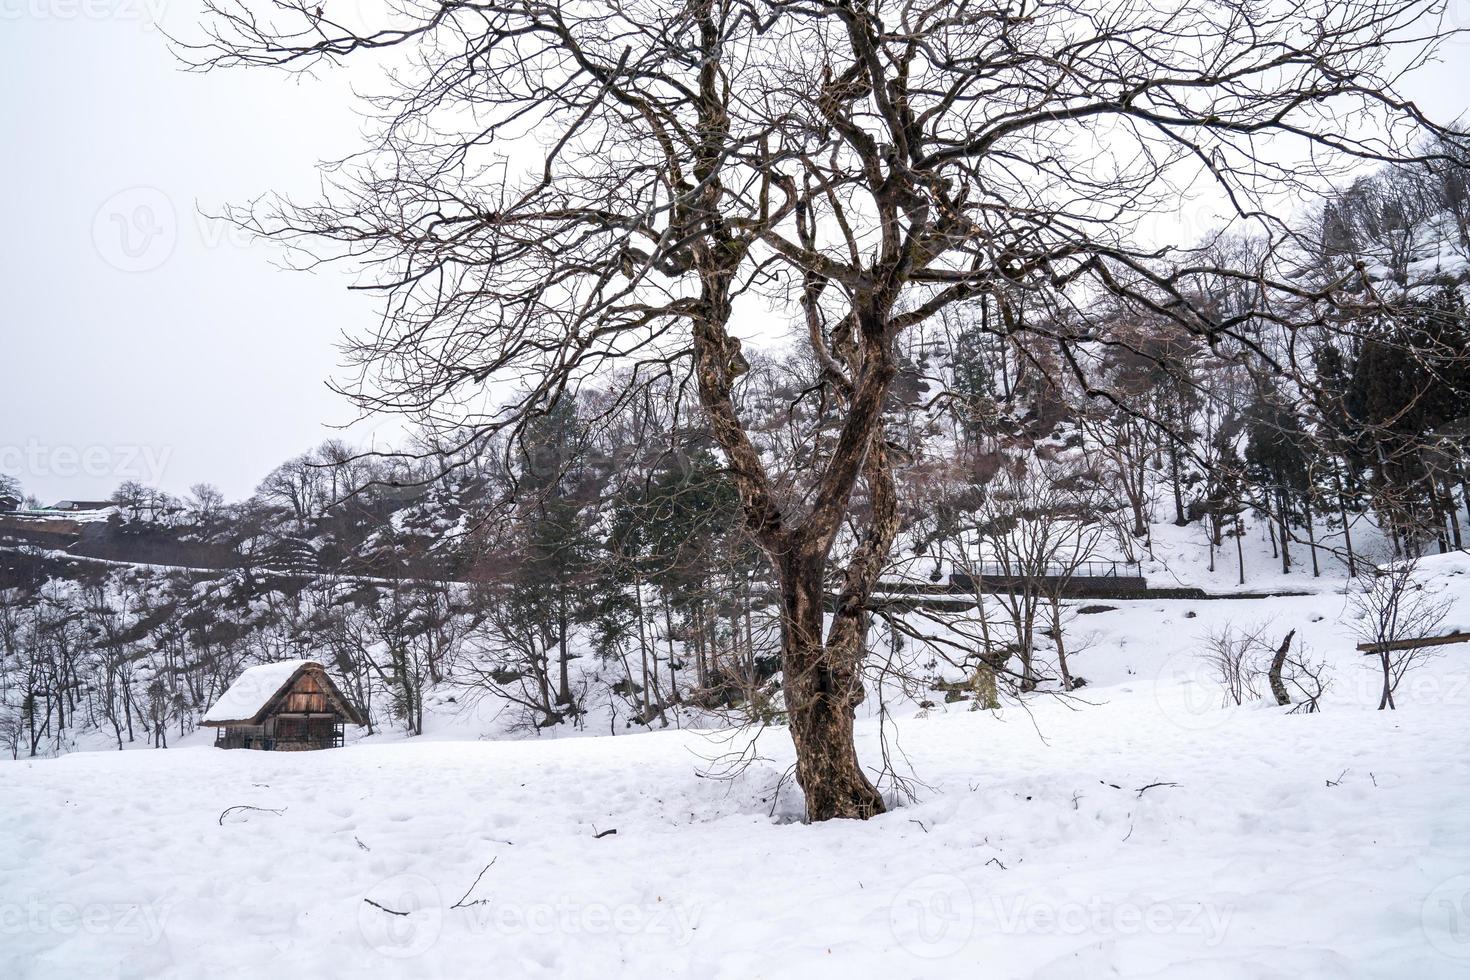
[203,660,366,727]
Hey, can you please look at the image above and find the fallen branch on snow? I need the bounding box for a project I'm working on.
[218,805,286,826]
[1098,780,1180,798]
[363,898,410,916]
[1134,782,1180,797]
[452,859,498,909]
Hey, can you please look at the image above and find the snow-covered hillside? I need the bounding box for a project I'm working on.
[3,556,1469,978]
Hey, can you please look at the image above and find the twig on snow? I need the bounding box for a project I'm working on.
[768,764,798,819]
[1134,782,1180,797]
[218,804,285,826]
[452,858,498,909]
[363,898,410,917]
[1100,780,1179,797]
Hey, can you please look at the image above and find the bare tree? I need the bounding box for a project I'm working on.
[1202,622,1267,707]
[256,453,326,530]
[947,452,1109,691]
[184,0,1464,819]
[461,580,575,732]
[1282,643,1332,715]
[1349,557,1453,710]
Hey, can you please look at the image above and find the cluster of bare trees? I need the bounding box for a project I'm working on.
[924,452,1109,695]
[1,339,1465,762]
[0,562,489,758]
[0,576,230,759]
[1202,623,1331,715]
[1196,553,1455,716]
[1318,132,1470,280]
[0,377,795,753]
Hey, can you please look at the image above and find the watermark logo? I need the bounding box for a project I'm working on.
[359,874,443,959]
[1423,873,1470,960]
[1153,652,1229,732]
[92,187,176,273]
[890,873,974,958]
[89,187,259,273]
[1449,3,1470,36]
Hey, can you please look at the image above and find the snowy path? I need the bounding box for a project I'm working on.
[4,680,1469,979]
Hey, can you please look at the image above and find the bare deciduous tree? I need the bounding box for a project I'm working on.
[1203,622,1267,708]
[1349,558,1453,710]
[183,0,1463,819]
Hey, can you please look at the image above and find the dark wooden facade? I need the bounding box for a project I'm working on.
[206,662,364,751]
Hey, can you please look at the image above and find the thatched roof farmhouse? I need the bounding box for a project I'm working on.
[204,660,364,750]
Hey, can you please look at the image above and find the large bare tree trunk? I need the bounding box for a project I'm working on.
[777,563,884,820]
[694,278,898,819]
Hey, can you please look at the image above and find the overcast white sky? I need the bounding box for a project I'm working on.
[1,3,386,505]
[3,2,1470,505]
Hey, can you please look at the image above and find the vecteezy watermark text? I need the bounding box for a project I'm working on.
[988,895,1233,943]
[359,873,701,959]
[890,873,1233,959]
[461,896,700,940]
[0,899,169,944]
[1,441,173,485]
[0,0,169,24]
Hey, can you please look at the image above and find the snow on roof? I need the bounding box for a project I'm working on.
[11,506,116,524]
[50,501,116,512]
[203,660,320,725]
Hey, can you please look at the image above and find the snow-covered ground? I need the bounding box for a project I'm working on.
[3,690,1468,977]
[5,558,1470,978]
[6,551,1470,977]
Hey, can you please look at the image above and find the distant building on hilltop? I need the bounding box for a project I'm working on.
[49,500,115,513]
[204,660,365,751]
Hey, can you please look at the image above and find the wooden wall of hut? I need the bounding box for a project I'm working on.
[283,672,330,714]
